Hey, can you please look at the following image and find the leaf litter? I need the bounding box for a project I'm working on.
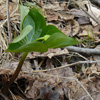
[0,0,100,100]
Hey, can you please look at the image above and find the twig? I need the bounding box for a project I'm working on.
[40,73,94,100]
[9,90,17,100]
[33,60,100,72]
[0,92,10,100]
[6,0,11,42]
[66,46,100,54]
[73,52,88,60]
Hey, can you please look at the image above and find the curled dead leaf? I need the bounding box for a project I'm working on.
[59,13,74,21]
[61,21,71,36]
[71,19,80,36]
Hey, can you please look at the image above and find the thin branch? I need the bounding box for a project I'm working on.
[33,60,100,72]
[0,92,10,100]
[6,0,11,42]
[66,46,100,54]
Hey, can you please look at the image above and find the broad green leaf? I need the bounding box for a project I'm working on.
[12,25,33,43]
[19,5,29,30]
[22,15,35,43]
[6,42,48,52]
[40,25,61,37]
[44,32,80,48]
[6,5,80,53]
[41,25,80,48]
[22,8,46,42]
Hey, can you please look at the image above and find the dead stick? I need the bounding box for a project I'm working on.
[33,60,100,72]
[66,46,100,54]
[6,0,11,42]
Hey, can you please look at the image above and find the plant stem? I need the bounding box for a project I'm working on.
[3,52,28,94]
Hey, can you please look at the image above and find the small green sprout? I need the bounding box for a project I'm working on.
[35,35,50,42]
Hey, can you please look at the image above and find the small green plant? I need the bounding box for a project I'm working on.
[4,5,80,94]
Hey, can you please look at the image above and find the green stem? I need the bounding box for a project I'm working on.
[3,52,28,94]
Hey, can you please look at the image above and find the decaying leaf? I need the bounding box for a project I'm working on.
[88,4,100,26]
[44,2,65,11]
[93,25,100,36]
[46,10,60,21]
[39,87,60,100]
[93,45,100,71]
[27,48,69,59]
[61,21,71,36]
[71,19,80,36]
[78,25,94,38]
[59,13,74,21]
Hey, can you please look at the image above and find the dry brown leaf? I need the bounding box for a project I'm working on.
[59,20,79,36]
[0,14,5,20]
[60,21,71,36]
[0,4,6,19]
[59,13,74,21]
[47,48,69,58]
[47,14,58,21]
[93,25,100,36]
[29,48,69,59]
[70,9,87,17]
[39,87,60,100]
[46,10,60,21]
[2,60,33,73]
[79,30,94,38]
[88,4,100,26]
[71,19,80,36]
[77,16,90,25]
[78,25,94,38]
[67,80,88,100]
[87,80,100,100]
[55,86,64,95]
[62,19,80,36]
[44,2,64,11]
[26,80,44,99]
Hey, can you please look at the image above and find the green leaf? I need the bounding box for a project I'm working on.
[6,5,80,53]
[6,42,48,52]
[12,25,33,43]
[40,25,61,37]
[41,25,80,48]
[44,32,80,48]
[19,5,29,30]
[35,35,50,42]
[22,8,46,42]
[6,5,47,53]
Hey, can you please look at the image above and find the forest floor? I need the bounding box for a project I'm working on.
[0,0,100,100]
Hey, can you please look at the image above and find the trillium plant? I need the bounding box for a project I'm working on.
[4,5,80,94]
